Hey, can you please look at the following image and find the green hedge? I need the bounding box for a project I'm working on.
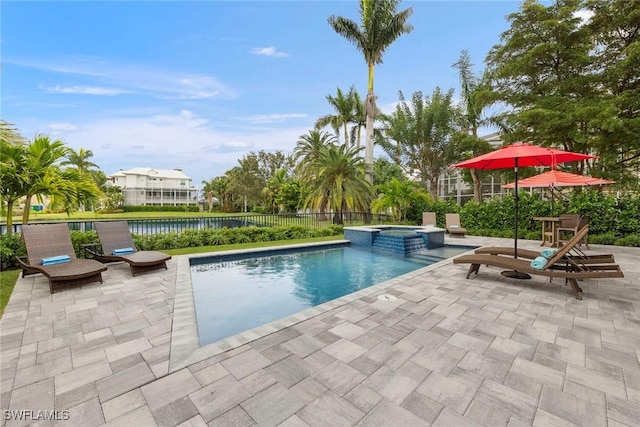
[457,190,640,243]
[0,224,345,270]
[122,205,200,213]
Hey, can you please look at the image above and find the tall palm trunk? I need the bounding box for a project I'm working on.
[364,64,376,186]
[22,194,33,224]
[471,169,482,202]
[5,201,15,235]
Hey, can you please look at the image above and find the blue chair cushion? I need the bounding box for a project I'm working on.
[41,255,71,265]
[113,247,135,255]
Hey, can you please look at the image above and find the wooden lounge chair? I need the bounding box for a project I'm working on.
[453,226,624,299]
[422,212,436,227]
[474,246,614,265]
[90,221,171,276]
[445,213,466,237]
[16,223,108,293]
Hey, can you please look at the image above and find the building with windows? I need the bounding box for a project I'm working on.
[107,167,198,207]
[436,132,508,204]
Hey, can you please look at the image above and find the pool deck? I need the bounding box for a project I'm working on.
[1,235,639,426]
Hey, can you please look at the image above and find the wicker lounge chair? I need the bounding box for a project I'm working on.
[453,226,624,299]
[445,213,466,237]
[16,223,108,293]
[90,221,171,276]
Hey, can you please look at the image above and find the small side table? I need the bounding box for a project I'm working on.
[533,217,560,247]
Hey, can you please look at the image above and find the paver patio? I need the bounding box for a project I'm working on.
[1,235,638,426]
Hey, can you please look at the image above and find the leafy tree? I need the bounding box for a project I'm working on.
[225,150,293,211]
[485,0,597,174]
[275,180,302,213]
[585,0,640,184]
[101,186,125,211]
[378,89,462,199]
[373,157,405,187]
[315,86,358,147]
[263,169,290,213]
[302,144,373,224]
[328,0,414,185]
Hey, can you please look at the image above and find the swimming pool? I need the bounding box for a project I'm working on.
[190,243,472,346]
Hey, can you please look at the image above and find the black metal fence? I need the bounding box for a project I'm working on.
[1,212,392,236]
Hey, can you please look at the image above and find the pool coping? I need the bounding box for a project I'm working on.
[168,240,474,372]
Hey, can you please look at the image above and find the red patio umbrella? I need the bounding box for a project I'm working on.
[503,169,614,189]
[503,169,614,211]
[452,143,597,279]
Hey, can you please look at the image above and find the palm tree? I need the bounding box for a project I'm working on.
[293,130,337,175]
[201,179,216,213]
[210,176,229,210]
[61,147,101,210]
[293,130,337,218]
[302,143,373,224]
[315,86,358,147]
[350,90,366,149]
[371,178,419,222]
[20,135,100,224]
[0,141,27,234]
[328,0,413,185]
[452,49,495,202]
[61,148,99,173]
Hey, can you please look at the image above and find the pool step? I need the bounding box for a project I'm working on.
[371,234,426,255]
[407,251,446,264]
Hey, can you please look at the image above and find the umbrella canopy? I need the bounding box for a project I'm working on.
[503,169,614,188]
[452,142,598,279]
[452,143,595,170]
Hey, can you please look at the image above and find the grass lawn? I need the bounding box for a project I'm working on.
[0,235,345,318]
[0,269,21,317]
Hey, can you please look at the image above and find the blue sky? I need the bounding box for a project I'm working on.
[2,1,522,187]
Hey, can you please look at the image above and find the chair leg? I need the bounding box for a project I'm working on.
[466,264,480,279]
[567,278,582,300]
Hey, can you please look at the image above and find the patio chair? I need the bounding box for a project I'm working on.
[474,246,614,265]
[422,212,436,227]
[16,223,108,293]
[557,214,590,249]
[90,221,171,276]
[453,226,624,299]
[445,213,467,237]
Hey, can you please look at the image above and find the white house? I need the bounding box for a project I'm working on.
[107,167,198,207]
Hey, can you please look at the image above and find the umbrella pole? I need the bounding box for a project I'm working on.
[502,158,531,280]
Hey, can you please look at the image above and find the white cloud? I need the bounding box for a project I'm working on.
[241,113,307,124]
[13,56,236,99]
[48,123,78,131]
[45,110,311,185]
[250,46,288,58]
[42,85,129,95]
[222,140,254,150]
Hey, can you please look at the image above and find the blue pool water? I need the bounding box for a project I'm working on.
[191,244,471,346]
